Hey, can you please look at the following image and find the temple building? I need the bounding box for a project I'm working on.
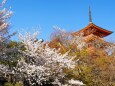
[73,7,113,56]
[73,7,113,38]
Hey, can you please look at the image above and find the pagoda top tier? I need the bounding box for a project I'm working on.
[73,23,113,38]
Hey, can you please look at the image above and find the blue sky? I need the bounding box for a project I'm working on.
[2,0,115,41]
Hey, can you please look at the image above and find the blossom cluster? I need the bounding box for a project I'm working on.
[15,32,77,85]
[0,0,13,42]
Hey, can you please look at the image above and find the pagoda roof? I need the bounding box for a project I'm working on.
[73,23,113,38]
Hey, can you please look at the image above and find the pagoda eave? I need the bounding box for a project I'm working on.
[73,23,113,38]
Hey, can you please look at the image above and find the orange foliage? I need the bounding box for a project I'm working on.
[48,38,67,54]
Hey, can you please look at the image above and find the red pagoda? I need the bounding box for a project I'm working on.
[73,7,113,38]
[73,7,113,56]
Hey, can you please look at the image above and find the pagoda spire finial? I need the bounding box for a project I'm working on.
[89,6,92,23]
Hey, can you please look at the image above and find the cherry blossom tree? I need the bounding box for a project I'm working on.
[0,0,13,42]
[0,1,18,85]
[12,32,80,86]
[0,0,12,69]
